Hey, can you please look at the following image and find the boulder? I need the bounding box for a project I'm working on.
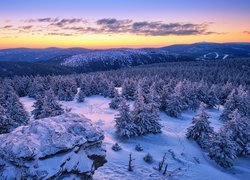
[0,113,106,179]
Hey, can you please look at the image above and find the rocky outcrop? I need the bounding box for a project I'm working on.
[0,113,106,179]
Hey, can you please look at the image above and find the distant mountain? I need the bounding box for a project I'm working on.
[0,61,72,77]
[160,42,250,60]
[0,47,90,62]
[61,48,191,71]
[60,42,250,70]
[0,42,250,77]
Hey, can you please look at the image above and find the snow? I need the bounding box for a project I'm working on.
[61,49,169,67]
[19,96,250,180]
[0,113,106,179]
[223,54,229,60]
[203,52,219,59]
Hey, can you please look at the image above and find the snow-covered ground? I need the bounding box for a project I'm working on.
[20,96,250,180]
[203,52,219,59]
[223,54,229,60]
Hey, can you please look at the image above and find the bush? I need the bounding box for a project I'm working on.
[112,143,122,151]
[143,153,153,163]
[135,144,143,151]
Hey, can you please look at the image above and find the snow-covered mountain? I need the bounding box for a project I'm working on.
[0,42,250,77]
[0,47,90,62]
[61,48,188,69]
[160,42,250,60]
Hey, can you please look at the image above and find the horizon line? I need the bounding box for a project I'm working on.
[1,41,250,50]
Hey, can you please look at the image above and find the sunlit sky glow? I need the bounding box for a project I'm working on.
[0,0,250,49]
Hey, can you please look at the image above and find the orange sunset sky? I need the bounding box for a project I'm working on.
[0,0,250,49]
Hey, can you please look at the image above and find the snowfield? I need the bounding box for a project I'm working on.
[20,96,250,180]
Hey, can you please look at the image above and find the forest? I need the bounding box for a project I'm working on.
[0,58,249,172]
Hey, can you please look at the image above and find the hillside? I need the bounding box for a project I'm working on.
[0,42,250,77]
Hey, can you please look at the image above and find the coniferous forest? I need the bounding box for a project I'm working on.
[0,58,249,178]
[1,0,250,179]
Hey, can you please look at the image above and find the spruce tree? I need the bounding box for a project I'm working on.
[165,96,183,118]
[32,89,64,119]
[115,98,137,138]
[109,89,122,109]
[31,94,44,119]
[133,90,162,135]
[204,85,219,108]
[28,79,46,99]
[165,82,185,117]
[4,87,29,126]
[107,82,116,98]
[122,79,136,100]
[220,89,239,121]
[208,131,237,168]
[0,105,14,134]
[224,109,249,155]
[186,104,214,149]
[220,87,250,121]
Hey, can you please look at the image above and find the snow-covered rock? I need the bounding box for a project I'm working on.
[0,113,106,179]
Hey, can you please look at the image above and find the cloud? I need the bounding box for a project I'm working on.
[2,25,12,29]
[37,18,58,23]
[50,18,87,27]
[243,31,250,34]
[95,18,214,36]
[20,25,33,30]
[25,17,59,23]
[96,18,132,33]
[47,32,74,36]
[130,21,210,36]
[1,17,217,37]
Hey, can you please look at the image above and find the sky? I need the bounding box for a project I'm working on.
[0,0,250,49]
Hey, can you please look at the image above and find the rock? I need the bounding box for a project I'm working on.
[0,113,106,179]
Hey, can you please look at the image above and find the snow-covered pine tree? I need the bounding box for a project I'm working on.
[122,79,136,100]
[4,87,29,126]
[149,83,161,108]
[79,81,92,97]
[237,88,250,118]
[204,85,219,108]
[109,89,122,109]
[220,86,250,121]
[42,89,65,117]
[98,79,110,97]
[57,79,77,101]
[196,81,209,104]
[133,89,162,135]
[115,98,137,138]
[159,83,173,111]
[219,82,234,105]
[208,131,237,168]
[28,78,46,99]
[31,94,44,119]
[165,82,185,117]
[220,89,239,121]
[107,82,116,98]
[32,89,64,119]
[0,104,14,134]
[132,90,146,135]
[165,96,183,118]
[145,89,162,133]
[185,81,200,111]
[224,109,249,155]
[186,104,214,149]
